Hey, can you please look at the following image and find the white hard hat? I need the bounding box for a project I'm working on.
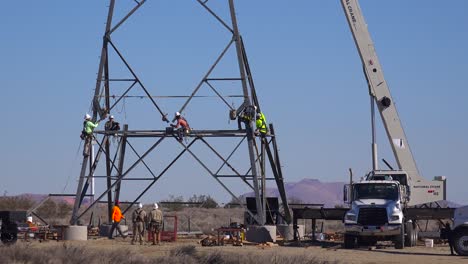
[153,203,159,209]
[175,112,181,117]
[138,203,143,209]
[85,114,91,120]
[109,115,114,119]
[27,216,33,223]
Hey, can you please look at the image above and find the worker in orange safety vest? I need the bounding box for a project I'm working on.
[108,200,127,239]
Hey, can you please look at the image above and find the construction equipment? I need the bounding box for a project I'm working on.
[340,0,468,253]
[0,211,26,245]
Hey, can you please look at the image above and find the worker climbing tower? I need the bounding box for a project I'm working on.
[70,0,291,231]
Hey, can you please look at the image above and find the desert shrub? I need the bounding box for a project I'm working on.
[36,199,58,218]
[35,199,73,223]
[57,201,72,218]
[0,196,35,211]
[170,245,197,257]
[0,244,337,264]
[197,251,337,264]
[175,207,244,234]
[224,196,244,208]
[200,251,224,264]
[0,243,149,264]
[161,195,186,211]
[187,195,218,209]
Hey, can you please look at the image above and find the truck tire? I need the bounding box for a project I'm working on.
[405,222,413,247]
[412,225,419,247]
[1,231,18,245]
[344,234,356,249]
[404,222,418,247]
[394,225,404,249]
[453,228,468,256]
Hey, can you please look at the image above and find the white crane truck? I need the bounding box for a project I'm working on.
[340,0,468,254]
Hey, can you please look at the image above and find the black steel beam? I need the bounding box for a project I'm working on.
[293,208,348,221]
[404,208,455,220]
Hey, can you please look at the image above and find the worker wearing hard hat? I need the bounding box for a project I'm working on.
[255,112,268,137]
[25,216,38,241]
[148,203,163,245]
[131,203,147,245]
[81,113,99,140]
[170,112,191,142]
[237,105,256,130]
[108,200,127,239]
[104,115,120,132]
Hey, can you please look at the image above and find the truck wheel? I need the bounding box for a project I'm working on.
[405,222,413,247]
[1,232,18,245]
[412,225,419,247]
[344,234,356,249]
[453,228,468,256]
[394,225,404,249]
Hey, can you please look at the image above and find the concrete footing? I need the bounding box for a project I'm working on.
[64,225,87,241]
[277,224,305,240]
[245,225,276,243]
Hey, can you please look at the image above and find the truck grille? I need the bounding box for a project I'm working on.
[357,207,387,226]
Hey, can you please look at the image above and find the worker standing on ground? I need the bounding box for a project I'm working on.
[131,203,147,245]
[104,115,120,132]
[255,111,268,137]
[108,200,127,239]
[148,203,163,245]
[171,112,190,142]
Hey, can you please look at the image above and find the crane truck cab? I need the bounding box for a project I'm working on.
[343,170,413,249]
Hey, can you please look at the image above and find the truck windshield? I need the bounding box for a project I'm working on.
[354,183,398,200]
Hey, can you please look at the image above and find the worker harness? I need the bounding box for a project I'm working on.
[80,121,88,140]
[134,209,145,222]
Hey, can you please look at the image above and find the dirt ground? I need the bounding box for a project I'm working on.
[21,237,467,264]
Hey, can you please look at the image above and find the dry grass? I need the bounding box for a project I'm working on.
[0,243,336,264]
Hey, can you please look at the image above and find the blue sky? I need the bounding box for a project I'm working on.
[1,1,467,205]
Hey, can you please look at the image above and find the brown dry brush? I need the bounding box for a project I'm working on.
[0,244,338,264]
[0,196,35,211]
[0,243,148,264]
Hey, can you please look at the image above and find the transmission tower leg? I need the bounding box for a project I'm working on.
[105,137,113,223]
[114,125,128,203]
[267,124,291,224]
[228,0,264,225]
[261,137,267,223]
[70,140,91,225]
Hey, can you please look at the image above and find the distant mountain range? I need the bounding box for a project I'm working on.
[7,179,463,209]
[242,178,344,207]
[244,178,462,208]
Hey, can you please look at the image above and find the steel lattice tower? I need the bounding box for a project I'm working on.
[70,0,291,226]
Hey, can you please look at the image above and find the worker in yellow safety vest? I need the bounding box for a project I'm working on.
[255,112,268,137]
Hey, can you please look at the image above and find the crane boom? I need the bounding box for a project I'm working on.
[340,0,445,205]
